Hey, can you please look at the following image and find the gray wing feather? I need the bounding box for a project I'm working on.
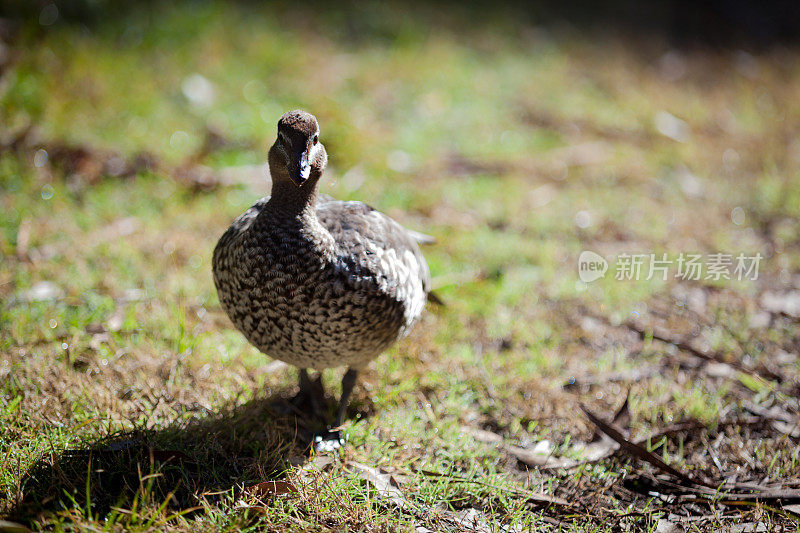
[316,198,431,296]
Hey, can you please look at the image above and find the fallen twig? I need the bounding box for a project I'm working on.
[583,406,800,510]
[624,318,783,382]
[581,404,716,488]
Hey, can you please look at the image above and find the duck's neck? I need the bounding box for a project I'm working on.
[267,172,320,219]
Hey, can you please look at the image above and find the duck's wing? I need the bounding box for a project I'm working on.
[316,198,432,300]
[212,196,270,267]
[319,194,436,247]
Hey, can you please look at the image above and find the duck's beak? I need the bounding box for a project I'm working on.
[288,148,311,187]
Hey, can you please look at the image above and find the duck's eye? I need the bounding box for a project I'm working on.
[312,134,319,145]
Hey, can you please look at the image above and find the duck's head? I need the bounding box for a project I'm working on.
[268,110,328,187]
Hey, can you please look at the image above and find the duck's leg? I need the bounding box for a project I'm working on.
[298,368,314,394]
[310,368,357,452]
[293,368,326,419]
[334,368,358,427]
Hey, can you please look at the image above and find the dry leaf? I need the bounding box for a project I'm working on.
[464,425,609,469]
[656,518,685,533]
[454,508,491,533]
[245,480,298,498]
[760,291,800,318]
[346,461,408,508]
[505,444,575,469]
[784,504,800,516]
[0,520,32,533]
[729,524,769,533]
[462,426,502,444]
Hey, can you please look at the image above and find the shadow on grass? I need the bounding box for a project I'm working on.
[5,391,360,525]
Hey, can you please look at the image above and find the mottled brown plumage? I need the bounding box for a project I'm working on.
[212,110,431,426]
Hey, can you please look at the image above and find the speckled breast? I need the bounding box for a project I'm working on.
[212,204,412,370]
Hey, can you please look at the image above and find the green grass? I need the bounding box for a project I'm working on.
[2,2,800,531]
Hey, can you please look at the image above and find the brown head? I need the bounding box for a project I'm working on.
[268,110,328,188]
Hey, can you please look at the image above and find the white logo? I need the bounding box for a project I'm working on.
[578,251,608,283]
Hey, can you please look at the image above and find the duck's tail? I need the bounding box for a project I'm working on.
[408,229,436,245]
[427,290,446,307]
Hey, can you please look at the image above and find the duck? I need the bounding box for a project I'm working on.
[212,110,432,428]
